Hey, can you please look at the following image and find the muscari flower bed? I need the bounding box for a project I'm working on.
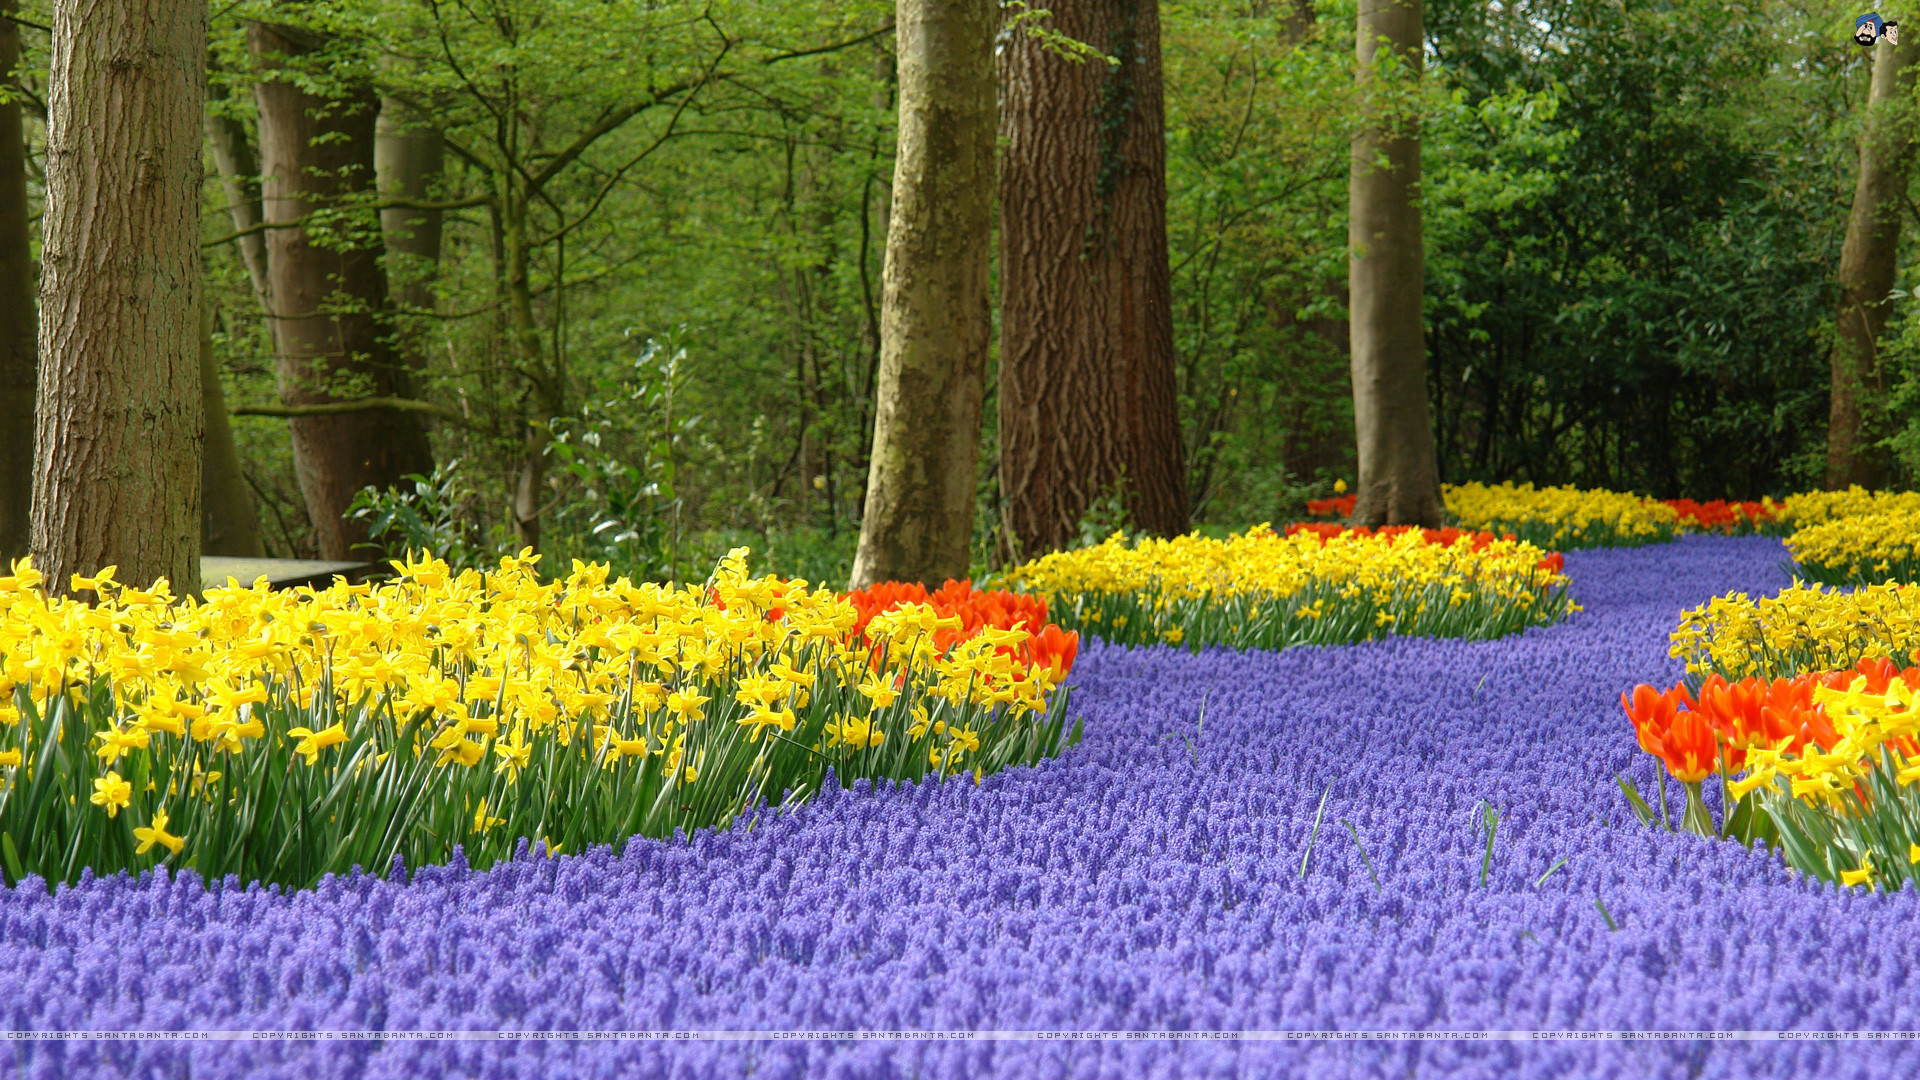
[4,537,1920,1077]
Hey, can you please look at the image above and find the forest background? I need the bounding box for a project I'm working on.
[1,0,1908,587]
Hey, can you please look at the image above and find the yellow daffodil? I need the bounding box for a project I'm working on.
[133,809,185,856]
[90,772,131,817]
[284,722,348,765]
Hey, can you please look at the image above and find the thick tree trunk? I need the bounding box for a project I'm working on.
[1347,0,1442,527]
[199,307,264,557]
[999,0,1189,560]
[0,0,34,564]
[251,23,434,560]
[1828,35,1920,491]
[848,0,995,589]
[32,0,204,595]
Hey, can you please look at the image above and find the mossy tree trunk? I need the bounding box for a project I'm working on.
[848,0,995,589]
[1347,0,1442,528]
[1828,32,1920,491]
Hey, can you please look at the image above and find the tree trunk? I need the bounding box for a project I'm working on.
[376,96,444,345]
[199,306,265,557]
[1347,0,1442,527]
[998,0,1189,560]
[1828,35,1920,491]
[205,106,273,312]
[848,0,995,589]
[0,0,34,565]
[32,0,204,595]
[251,23,434,560]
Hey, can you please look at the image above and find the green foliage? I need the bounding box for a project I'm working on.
[347,461,496,569]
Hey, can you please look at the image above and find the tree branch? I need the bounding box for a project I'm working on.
[232,397,470,424]
[201,195,494,247]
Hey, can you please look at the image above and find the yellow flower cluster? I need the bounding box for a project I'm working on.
[1783,508,1920,587]
[0,548,1071,888]
[1007,524,1572,651]
[1670,582,1920,682]
[1729,674,1920,809]
[1442,481,1677,548]
[1768,486,1920,529]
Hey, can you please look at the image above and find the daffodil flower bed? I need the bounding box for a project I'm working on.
[0,550,1079,891]
[1767,485,1920,529]
[1005,523,1573,652]
[1441,481,1678,549]
[1783,509,1920,587]
[1669,580,1920,682]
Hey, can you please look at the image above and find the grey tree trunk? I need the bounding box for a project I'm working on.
[0,0,34,564]
[199,307,265,557]
[848,0,995,589]
[1347,0,1441,527]
[205,105,273,312]
[252,23,434,560]
[998,0,1189,560]
[376,96,446,315]
[1828,35,1920,491]
[32,0,205,596]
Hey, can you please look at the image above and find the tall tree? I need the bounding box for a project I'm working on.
[848,0,994,588]
[32,0,204,594]
[375,96,444,343]
[251,23,433,560]
[999,0,1189,559]
[0,0,33,564]
[1829,29,1920,491]
[1346,0,1441,526]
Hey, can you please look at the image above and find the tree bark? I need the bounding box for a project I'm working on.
[32,0,204,595]
[0,0,34,565]
[251,23,433,560]
[1347,0,1442,527]
[848,0,995,589]
[199,306,265,557]
[1828,34,1920,491]
[998,0,1189,560]
[205,105,273,313]
[375,96,444,320]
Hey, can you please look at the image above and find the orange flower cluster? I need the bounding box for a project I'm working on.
[1661,499,1776,534]
[1306,494,1358,518]
[1621,657,1919,782]
[1284,522,1566,576]
[844,580,1080,683]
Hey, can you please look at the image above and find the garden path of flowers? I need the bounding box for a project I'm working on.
[4,535,1916,1078]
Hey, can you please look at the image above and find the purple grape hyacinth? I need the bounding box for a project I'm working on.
[1,535,1916,1078]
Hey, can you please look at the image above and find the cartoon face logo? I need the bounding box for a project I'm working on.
[1858,13,1886,46]
[1889,21,1902,45]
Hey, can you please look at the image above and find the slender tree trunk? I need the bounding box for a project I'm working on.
[503,192,558,554]
[199,306,264,557]
[1829,34,1920,491]
[0,0,34,564]
[849,0,994,589]
[201,94,269,557]
[1347,0,1441,527]
[251,23,433,560]
[999,0,1189,560]
[376,96,444,325]
[205,106,273,312]
[32,0,204,595]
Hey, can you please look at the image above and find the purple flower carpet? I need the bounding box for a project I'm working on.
[2,535,1914,1077]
